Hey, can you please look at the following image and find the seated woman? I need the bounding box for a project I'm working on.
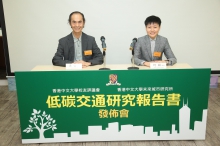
[134,15,177,67]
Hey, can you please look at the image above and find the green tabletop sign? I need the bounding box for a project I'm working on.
[15,68,210,143]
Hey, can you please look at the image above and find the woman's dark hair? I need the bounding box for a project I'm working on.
[144,15,161,26]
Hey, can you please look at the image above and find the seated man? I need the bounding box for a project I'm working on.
[52,11,103,68]
[134,15,177,67]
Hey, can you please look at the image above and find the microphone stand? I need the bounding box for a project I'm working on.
[99,48,110,70]
[128,47,139,70]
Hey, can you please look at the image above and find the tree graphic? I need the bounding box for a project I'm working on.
[23,109,57,139]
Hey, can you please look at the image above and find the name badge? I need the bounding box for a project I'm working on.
[66,64,82,70]
[84,50,92,56]
[150,62,166,69]
[153,52,161,57]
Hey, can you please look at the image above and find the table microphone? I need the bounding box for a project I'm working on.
[130,38,137,55]
[128,38,139,70]
[99,36,110,70]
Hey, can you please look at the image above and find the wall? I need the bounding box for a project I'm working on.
[2,0,220,72]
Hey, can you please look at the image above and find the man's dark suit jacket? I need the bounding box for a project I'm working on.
[52,32,103,67]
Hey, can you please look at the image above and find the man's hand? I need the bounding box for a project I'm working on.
[73,60,91,68]
[143,62,151,67]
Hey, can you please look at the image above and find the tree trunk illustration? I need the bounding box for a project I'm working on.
[39,129,45,139]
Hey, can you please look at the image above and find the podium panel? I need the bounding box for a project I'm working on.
[15,68,210,144]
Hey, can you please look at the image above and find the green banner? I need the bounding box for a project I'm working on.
[15,68,210,143]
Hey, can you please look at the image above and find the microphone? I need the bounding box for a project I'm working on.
[99,36,110,70]
[130,38,137,51]
[100,36,106,51]
[128,38,139,70]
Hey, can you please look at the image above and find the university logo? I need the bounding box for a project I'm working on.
[106,74,121,86]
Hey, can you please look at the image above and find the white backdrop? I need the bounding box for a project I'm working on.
[3,0,220,72]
